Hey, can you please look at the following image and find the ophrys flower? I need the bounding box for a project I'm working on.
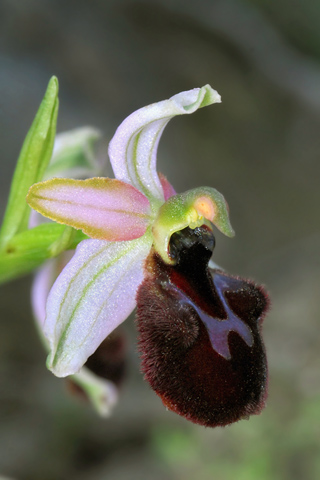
[27,85,269,427]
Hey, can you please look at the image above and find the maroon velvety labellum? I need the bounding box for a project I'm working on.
[136,226,269,427]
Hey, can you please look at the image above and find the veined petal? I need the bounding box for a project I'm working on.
[27,177,151,241]
[108,85,221,204]
[45,234,152,377]
[31,254,119,416]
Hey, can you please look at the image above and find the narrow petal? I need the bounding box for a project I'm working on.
[159,173,177,201]
[27,177,151,241]
[108,85,221,203]
[45,234,152,377]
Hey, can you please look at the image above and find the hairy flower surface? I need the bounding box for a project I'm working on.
[137,226,268,427]
[27,85,269,426]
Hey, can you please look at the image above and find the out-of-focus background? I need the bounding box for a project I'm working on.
[1,1,319,479]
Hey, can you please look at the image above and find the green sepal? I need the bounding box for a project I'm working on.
[70,369,118,417]
[152,186,234,264]
[0,223,88,284]
[0,77,59,249]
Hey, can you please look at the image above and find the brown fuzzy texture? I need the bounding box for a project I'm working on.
[136,227,269,427]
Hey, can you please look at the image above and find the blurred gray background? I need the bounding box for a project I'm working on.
[0,1,319,479]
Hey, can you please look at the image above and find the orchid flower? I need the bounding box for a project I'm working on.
[27,85,269,427]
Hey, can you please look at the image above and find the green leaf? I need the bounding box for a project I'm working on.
[0,76,59,250]
[0,223,88,284]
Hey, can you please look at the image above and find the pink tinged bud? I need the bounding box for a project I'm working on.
[27,177,151,241]
[136,226,269,427]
